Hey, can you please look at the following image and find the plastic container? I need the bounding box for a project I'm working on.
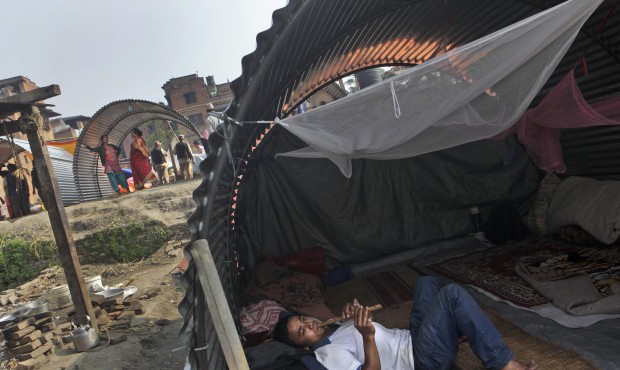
[51,285,73,309]
[84,275,103,292]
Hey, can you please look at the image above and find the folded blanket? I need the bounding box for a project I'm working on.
[547,176,620,244]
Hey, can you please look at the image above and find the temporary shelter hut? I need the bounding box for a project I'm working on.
[178,0,620,369]
[0,138,80,205]
[73,99,199,201]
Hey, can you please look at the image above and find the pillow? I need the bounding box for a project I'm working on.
[547,176,620,244]
[524,172,562,235]
[240,300,287,334]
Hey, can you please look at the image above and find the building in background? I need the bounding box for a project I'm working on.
[161,73,233,136]
[0,76,59,142]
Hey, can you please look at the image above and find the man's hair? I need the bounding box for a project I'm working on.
[272,315,298,348]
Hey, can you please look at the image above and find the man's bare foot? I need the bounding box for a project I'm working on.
[502,360,538,370]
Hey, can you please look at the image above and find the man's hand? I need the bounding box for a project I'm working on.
[353,305,376,338]
[342,298,360,320]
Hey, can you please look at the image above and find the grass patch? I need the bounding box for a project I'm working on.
[0,235,59,291]
[76,220,170,263]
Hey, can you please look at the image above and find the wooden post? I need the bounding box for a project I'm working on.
[188,239,248,370]
[20,106,98,330]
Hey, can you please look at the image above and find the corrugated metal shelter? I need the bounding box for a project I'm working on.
[73,99,199,201]
[0,138,79,206]
[179,1,620,369]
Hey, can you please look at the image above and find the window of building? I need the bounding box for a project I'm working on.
[184,92,197,105]
[187,113,204,126]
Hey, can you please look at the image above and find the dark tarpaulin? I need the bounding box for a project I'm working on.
[236,126,541,269]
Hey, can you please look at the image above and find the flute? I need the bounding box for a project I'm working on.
[319,304,383,327]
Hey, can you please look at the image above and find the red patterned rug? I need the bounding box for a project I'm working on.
[425,236,582,308]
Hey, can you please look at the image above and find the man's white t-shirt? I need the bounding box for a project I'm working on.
[314,321,414,370]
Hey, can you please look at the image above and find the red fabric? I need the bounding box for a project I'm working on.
[265,245,325,278]
[130,137,157,188]
[497,71,620,172]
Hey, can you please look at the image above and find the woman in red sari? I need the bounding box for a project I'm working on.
[129,128,158,190]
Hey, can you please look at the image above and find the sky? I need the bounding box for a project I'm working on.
[1,0,288,117]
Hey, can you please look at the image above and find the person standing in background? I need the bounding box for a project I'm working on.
[151,141,169,185]
[200,103,220,154]
[173,134,194,180]
[192,140,207,175]
[83,134,131,196]
[3,164,30,218]
[129,128,158,190]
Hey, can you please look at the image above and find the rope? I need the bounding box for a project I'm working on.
[390,81,402,119]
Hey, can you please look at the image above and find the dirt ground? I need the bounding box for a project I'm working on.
[1,178,207,370]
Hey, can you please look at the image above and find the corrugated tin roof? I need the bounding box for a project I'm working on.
[227,0,620,122]
[73,99,199,201]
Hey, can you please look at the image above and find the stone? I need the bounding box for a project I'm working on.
[61,334,73,344]
[3,317,36,334]
[6,330,42,348]
[8,338,42,355]
[155,319,169,326]
[106,319,131,330]
[96,316,110,326]
[100,332,127,345]
[108,304,126,313]
[101,297,123,308]
[16,359,43,370]
[14,341,52,361]
[32,316,53,328]
[39,331,54,345]
[57,322,72,332]
[39,323,56,333]
[7,326,36,341]
[107,311,123,320]
[118,311,135,322]
[33,311,53,320]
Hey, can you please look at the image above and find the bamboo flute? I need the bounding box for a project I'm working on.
[319,304,383,327]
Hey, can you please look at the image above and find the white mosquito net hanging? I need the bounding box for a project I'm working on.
[276,0,603,178]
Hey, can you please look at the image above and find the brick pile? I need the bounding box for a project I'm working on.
[0,311,62,369]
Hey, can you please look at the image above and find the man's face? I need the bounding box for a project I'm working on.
[286,315,325,348]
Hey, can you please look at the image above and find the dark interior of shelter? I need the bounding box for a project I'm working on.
[179,0,620,369]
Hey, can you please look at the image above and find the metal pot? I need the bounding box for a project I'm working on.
[71,316,100,352]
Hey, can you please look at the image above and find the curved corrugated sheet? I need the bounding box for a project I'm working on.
[74,100,199,201]
[0,138,79,206]
[180,1,620,368]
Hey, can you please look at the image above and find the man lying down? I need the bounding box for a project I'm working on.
[273,276,537,370]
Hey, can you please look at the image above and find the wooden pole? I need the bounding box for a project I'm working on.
[20,106,97,330]
[188,239,249,370]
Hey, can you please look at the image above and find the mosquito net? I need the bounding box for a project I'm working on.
[499,71,620,173]
[276,0,603,177]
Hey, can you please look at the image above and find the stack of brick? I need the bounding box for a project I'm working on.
[0,311,62,369]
